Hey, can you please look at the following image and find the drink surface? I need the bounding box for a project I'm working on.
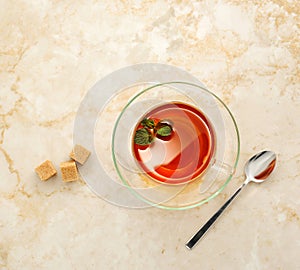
[132,102,215,185]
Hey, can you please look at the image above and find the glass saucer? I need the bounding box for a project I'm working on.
[73,63,240,210]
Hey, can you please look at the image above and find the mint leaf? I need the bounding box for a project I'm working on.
[157,125,172,136]
[134,128,153,145]
[141,118,155,129]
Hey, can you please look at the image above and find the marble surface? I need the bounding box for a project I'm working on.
[1,0,299,269]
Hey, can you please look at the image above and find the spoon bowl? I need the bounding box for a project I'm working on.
[245,150,277,183]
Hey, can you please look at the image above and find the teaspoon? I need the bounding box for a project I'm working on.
[186,150,277,250]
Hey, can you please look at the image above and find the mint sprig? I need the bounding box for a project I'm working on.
[134,118,173,146]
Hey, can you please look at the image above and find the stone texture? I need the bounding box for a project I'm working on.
[0,1,299,269]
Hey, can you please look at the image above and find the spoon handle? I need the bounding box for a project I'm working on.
[186,182,246,250]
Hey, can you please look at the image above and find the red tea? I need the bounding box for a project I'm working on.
[132,102,215,185]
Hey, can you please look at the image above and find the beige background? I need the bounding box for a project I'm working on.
[1,1,299,269]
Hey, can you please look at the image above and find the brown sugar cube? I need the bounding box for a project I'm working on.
[60,161,78,182]
[69,144,90,165]
[35,160,57,181]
